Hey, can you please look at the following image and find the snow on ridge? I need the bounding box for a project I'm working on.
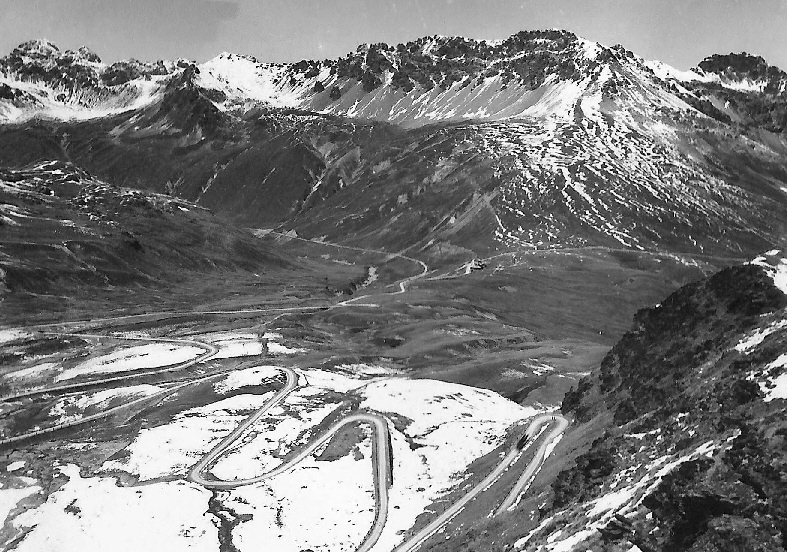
[516,441,718,551]
[643,59,709,83]
[735,319,787,353]
[196,54,314,109]
[748,249,787,294]
[576,35,602,60]
[0,72,165,123]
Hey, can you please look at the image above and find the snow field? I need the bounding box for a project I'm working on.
[0,483,40,529]
[0,329,30,344]
[12,465,218,552]
[101,392,277,481]
[55,343,204,382]
[228,438,376,552]
[98,365,537,552]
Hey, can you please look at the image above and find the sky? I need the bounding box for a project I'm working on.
[0,0,785,71]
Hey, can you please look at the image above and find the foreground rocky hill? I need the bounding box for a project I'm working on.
[434,252,787,551]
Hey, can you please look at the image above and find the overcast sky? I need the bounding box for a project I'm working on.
[0,0,784,70]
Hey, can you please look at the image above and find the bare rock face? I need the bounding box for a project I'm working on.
[542,262,787,552]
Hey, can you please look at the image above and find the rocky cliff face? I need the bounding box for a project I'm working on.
[512,254,787,551]
[421,255,787,552]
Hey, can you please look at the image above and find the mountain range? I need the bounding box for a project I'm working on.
[1,29,787,552]
[0,32,785,257]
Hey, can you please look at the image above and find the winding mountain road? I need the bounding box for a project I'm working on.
[393,414,569,552]
[186,366,392,552]
[0,333,218,403]
[1,235,569,552]
[495,414,569,514]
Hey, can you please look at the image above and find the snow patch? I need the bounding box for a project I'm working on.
[765,372,787,402]
[0,329,30,344]
[6,361,60,380]
[7,461,26,472]
[735,319,787,353]
[749,250,787,295]
[267,342,305,355]
[48,385,162,425]
[213,365,283,393]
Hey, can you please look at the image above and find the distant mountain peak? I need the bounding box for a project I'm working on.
[12,38,61,59]
[696,52,787,94]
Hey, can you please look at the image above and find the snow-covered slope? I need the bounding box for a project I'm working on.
[5,357,540,552]
[0,39,177,122]
[1,32,786,261]
[2,32,786,130]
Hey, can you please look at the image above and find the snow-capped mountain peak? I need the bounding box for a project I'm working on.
[2,32,786,131]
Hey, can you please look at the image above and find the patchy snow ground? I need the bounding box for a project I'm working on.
[208,399,341,480]
[55,343,204,381]
[101,392,278,481]
[11,465,218,552]
[213,365,282,394]
[97,366,537,552]
[47,385,163,425]
[749,250,787,294]
[516,441,717,551]
[229,438,376,552]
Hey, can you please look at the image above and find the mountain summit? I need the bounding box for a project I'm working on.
[1,31,786,130]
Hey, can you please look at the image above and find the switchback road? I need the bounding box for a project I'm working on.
[186,366,392,552]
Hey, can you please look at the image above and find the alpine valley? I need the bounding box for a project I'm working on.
[0,30,785,552]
